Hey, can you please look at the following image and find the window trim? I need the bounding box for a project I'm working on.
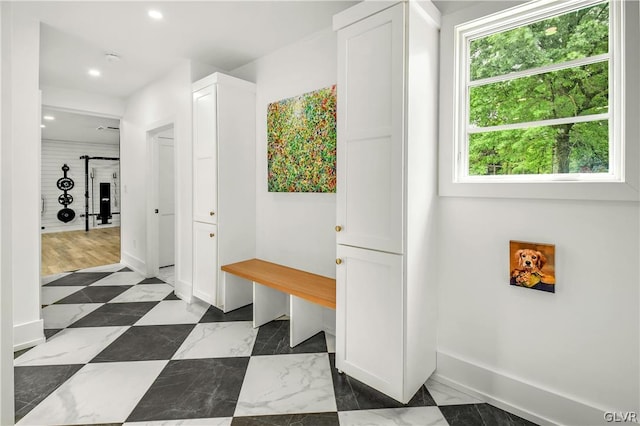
[453,0,623,184]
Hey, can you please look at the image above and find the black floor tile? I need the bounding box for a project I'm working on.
[138,277,166,284]
[232,412,340,426]
[68,302,158,327]
[439,403,538,426]
[119,267,132,272]
[14,348,32,359]
[44,329,62,339]
[54,286,132,304]
[200,304,253,323]
[164,292,181,300]
[329,354,435,411]
[14,364,83,423]
[126,357,250,421]
[44,272,113,286]
[251,320,327,356]
[91,324,196,362]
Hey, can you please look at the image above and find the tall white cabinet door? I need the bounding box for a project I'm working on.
[336,244,403,401]
[192,222,218,305]
[336,3,404,255]
[193,85,217,224]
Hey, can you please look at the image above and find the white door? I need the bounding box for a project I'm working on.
[158,137,175,267]
[336,244,404,401]
[336,4,404,255]
[193,85,217,224]
[193,221,217,305]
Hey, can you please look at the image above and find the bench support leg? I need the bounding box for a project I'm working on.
[222,273,253,313]
[253,282,287,328]
[289,295,324,347]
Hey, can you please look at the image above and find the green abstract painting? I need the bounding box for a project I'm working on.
[267,85,337,193]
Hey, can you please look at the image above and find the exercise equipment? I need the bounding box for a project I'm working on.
[80,155,120,231]
[56,164,75,223]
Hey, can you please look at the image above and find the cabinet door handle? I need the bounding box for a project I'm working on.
[336,258,343,265]
[209,211,215,216]
[209,233,215,238]
[335,225,342,232]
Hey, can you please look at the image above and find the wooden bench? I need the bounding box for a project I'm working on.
[221,258,336,347]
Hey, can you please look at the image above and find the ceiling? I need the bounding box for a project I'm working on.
[21,1,359,99]
[41,107,120,145]
[25,0,471,144]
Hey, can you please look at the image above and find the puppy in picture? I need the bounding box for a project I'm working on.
[510,247,555,293]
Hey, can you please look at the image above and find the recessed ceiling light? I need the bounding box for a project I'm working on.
[43,115,55,121]
[148,10,163,20]
[88,69,101,77]
[40,124,46,128]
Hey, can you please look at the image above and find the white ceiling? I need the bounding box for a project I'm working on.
[41,107,120,145]
[21,1,359,99]
[27,0,470,144]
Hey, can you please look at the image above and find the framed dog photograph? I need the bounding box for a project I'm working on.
[509,240,556,293]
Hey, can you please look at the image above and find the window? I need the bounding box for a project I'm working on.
[454,0,623,183]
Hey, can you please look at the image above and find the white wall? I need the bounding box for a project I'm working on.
[41,140,120,233]
[231,27,338,332]
[0,2,15,423]
[436,3,640,425]
[120,60,193,294]
[10,7,44,351]
[42,85,125,118]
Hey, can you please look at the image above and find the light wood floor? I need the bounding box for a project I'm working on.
[41,227,121,276]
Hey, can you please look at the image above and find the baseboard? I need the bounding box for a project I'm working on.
[322,307,336,336]
[175,279,193,304]
[13,319,45,351]
[120,252,145,276]
[435,350,611,426]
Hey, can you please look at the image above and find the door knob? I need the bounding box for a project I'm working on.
[335,225,342,232]
[336,258,343,265]
[154,209,159,214]
[209,233,215,238]
[209,211,215,216]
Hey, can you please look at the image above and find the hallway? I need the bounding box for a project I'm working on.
[14,265,535,425]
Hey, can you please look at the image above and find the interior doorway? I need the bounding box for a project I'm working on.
[146,122,176,281]
[40,107,121,275]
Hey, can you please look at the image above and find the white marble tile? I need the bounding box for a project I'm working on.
[91,271,145,286]
[157,266,175,285]
[425,378,482,406]
[123,418,232,426]
[110,283,174,303]
[41,286,82,305]
[135,300,209,325]
[14,326,128,366]
[234,353,336,416]
[338,407,448,426]
[17,360,167,425]
[41,303,103,329]
[41,272,72,285]
[77,263,126,273]
[173,322,257,359]
[325,332,336,353]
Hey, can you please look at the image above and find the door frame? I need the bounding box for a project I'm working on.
[145,118,175,278]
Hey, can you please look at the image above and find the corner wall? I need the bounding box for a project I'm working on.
[9,6,43,351]
[0,2,15,423]
[231,27,338,332]
[120,61,193,294]
[436,3,640,425]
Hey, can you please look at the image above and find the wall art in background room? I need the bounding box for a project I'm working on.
[267,85,337,192]
[510,240,556,293]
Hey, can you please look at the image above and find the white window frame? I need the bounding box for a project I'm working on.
[440,0,639,201]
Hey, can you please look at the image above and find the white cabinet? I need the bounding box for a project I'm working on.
[192,73,256,310]
[334,1,441,403]
[192,222,217,303]
[193,84,218,224]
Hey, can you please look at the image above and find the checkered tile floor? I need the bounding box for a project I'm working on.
[14,264,537,425]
